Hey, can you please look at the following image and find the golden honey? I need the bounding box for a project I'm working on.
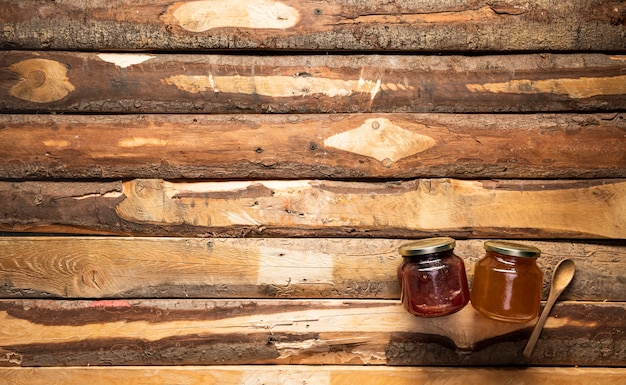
[471,241,543,323]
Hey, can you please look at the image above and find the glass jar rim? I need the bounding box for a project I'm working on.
[399,237,455,256]
[484,240,540,258]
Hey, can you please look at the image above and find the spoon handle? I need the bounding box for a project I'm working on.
[522,292,559,358]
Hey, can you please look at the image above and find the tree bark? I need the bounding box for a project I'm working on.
[2,113,625,180]
[2,52,625,113]
[1,178,625,239]
[0,299,623,366]
[1,0,624,52]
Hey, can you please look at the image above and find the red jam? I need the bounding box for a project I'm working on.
[471,241,543,323]
[398,237,470,317]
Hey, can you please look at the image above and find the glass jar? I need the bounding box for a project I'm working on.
[471,241,543,323]
[397,237,470,317]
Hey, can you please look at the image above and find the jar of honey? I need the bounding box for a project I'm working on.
[471,241,543,323]
[398,237,470,317]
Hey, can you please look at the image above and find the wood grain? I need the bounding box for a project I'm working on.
[1,0,625,375]
[1,52,625,113]
[1,113,625,180]
[0,299,623,366]
[1,0,624,52]
[0,237,623,301]
[3,366,626,385]
[1,178,624,239]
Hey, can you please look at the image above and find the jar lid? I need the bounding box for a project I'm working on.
[399,237,456,256]
[484,240,540,258]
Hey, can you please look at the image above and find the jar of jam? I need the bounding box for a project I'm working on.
[471,241,543,323]
[397,237,470,317]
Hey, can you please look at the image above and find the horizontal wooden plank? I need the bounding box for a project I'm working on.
[3,366,626,385]
[0,299,623,366]
[1,52,625,113]
[0,237,623,301]
[1,178,625,239]
[1,0,624,52]
[1,113,625,180]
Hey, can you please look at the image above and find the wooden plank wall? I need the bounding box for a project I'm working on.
[1,0,625,383]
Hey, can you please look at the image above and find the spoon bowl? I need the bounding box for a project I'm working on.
[551,259,576,292]
[522,258,576,358]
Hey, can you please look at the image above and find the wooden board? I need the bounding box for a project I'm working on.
[1,52,625,113]
[2,113,625,180]
[1,178,625,239]
[0,299,623,366]
[1,0,624,52]
[0,237,623,301]
[3,366,626,385]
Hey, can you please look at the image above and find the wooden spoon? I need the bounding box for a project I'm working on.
[522,258,576,358]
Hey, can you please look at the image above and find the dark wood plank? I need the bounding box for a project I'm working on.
[1,113,625,180]
[1,178,625,239]
[1,0,624,52]
[1,52,625,113]
[0,237,623,301]
[0,299,623,366]
[3,366,626,385]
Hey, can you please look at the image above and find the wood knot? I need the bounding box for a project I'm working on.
[9,58,75,103]
[26,70,47,88]
[81,268,106,291]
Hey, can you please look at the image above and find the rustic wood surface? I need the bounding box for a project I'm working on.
[0,237,623,301]
[2,52,625,113]
[2,0,625,375]
[1,0,624,52]
[3,366,626,385]
[2,113,625,180]
[1,178,624,239]
[0,299,623,367]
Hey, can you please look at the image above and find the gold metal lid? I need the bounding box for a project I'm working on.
[484,240,540,258]
[399,237,456,256]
